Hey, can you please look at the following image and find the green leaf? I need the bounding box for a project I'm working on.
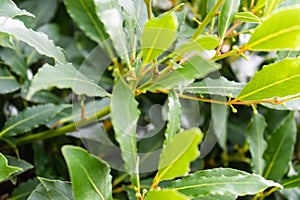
[0,153,21,182]
[27,184,48,200]
[280,188,300,200]
[0,48,27,79]
[218,0,240,42]
[0,0,34,18]
[154,128,203,184]
[19,0,58,28]
[192,195,237,200]
[0,67,19,94]
[195,35,220,50]
[6,155,34,184]
[263,112,296,181]
[149,55,221,91]
[38,177,74,200]
[236,58,300,101]
[182,77,244,97]
[8,178,39,200]
[246,7,300,51]
[144,190,190,200]
[264,0,281,17]
[169,168,282,197]
[26,63,108,100]
[62,145,112,200]
[94,0,129,64]
[0,32,14,48]
[234,12,262,23]
[282,174,300,189]
[0,104,67,137]
[246,113,267,175]
[111,77,140,187]
[63,0,109,44]
[0,17,66,64]
[163,90,181,147]
[142,12,178,63]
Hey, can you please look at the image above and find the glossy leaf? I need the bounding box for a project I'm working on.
[193,195,237,200]
[142,12,178,63]
[0,17,66,64]
[0,67,19,94]
[234,12,262,23]
[6,155,34,179]
[282,174,300,189]
[39,177,74,200]
[154,128,203,184]
[169,168,282,197]
[0,48,27,79]
[62,145,112,200]
[63,0,109,44]
[246,113,267,175]
[111,77,140,187]
[0,153,21,182]
[27,184,48,200]
[246,7,300,51]
[195,35,219,50]
[163,90,181,147]
[263,112,296,181]
[26,63,108,100]
[237,58,300,101]
[218,0,240,42]
[0,0,34,18]
[149,55,221,90]
[144,190,190,200]
[94,0,129,64]
[182,77,244,97]
[0,104,67,137]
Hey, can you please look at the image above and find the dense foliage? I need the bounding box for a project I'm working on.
[1,0,300,199]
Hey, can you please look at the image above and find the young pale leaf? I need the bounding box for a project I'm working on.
[0,68,19,94]
[236,58,300,101]
[149,55,221,91]
[195,35,220,50]
[169,168,282,197]
[154,128,203,184]
[234,12,262,23]
[142,12,178,63]
[264,0,281,17]
[182,77,244,97]
[282,174,300,189]
[163,90,181,147]
[144,190,190,200]
[94,0,129,64]
[37,177,74,200]
[0,0,34,18]
[218,0,240,42]
[111,78,140,187]
[0,17,66,64]
[246,7,300,51]
[63,0,109,44]
[193,195,237,200]
[246,113,267,175]
[0,153,21,182]
[26,63,108,100]
[62,145,112,200]
[263,112,296,181]
[0,104,67,137]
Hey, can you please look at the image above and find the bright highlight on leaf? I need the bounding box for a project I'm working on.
[153,128,203,185]
[237,58,300,101]
[26,63,108,100]
[247,7,300,51]
[169,168,282,197]
[142,12,178,63]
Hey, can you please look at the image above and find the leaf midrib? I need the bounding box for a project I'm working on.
[238,73,300,100]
